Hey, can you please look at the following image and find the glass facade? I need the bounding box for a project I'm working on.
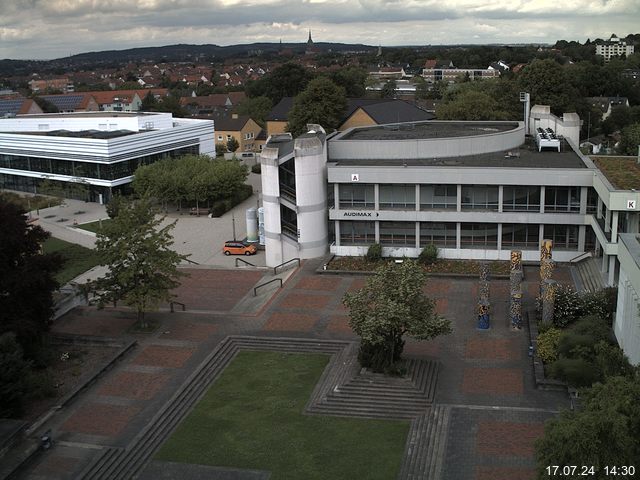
[280,204,298,239]
[420,222,456,247]
[420,185,456,210]
[0,145,199,182]
[543,224,579,250]
[278,158,296,202]
[340,220,375,245]
[339,184,374,209]
[461,186,499,211]
[460,223,499,249]
[380,221,416,246]
[503,186,541,212]
[379,184,415,210]
[545,186,580,212]
[502,224,539,248]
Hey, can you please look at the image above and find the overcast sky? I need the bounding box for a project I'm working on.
[1,0,639,60]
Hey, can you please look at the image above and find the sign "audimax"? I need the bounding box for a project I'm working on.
[343,211,379,217]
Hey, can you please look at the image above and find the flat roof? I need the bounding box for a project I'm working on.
[14,111,160,119]
[340,121,519,141]
[0,129,139,139]
[592,157,640,190]
[329,137,587,169]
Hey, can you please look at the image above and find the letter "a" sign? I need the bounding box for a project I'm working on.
[351,173,359,182]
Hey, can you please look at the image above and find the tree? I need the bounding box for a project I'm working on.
[0,200,61,360]
[380,79,397,99]
[91,198,188,328]
[235,96,272,127]
[517,59,579,115]
[245,63,314,104]
[342,261,452,373]
[618,123,640,155]
[331,66,368,97]
[286,77,347,137]
[436,89,510,121]
[226,136,239,153]
[535,375,640,477]
[0,333,31,418]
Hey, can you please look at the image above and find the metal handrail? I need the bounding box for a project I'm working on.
[273,257,300,275]
[183,257,200,265]
[569,251,592,263]
[170,301,186,312]
[254,278,282,296]
[235,258,255,267]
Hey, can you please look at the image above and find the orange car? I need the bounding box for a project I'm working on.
[223,241,257,256]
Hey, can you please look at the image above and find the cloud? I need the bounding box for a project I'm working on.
[0,0,638,59]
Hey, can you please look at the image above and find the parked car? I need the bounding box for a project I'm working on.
[223,241,257,256]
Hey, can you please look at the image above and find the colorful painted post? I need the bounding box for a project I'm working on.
[510,250,524,330]
[477,263,490,329]
[541,279,557,325]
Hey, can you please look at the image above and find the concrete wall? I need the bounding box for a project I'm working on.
[614,234,640,365]
[529,106,581,147]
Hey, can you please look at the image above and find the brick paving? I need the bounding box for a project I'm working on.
[131,345,196,369]
[61,403,141,437]
[262,312,319,332]
[476,421,545,457]
[97,371,171,400]
[21,261,574,480]
[462,367,524,395]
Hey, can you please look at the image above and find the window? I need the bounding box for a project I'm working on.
[379,184,415,209]
[380,221,416,246]
[278,158,296,202]
[420,222,456,247]
[420,185,456,210]
[280,205,298,240]
[460,223,498,249]
[461,186,499,211]
[217,135,223,141]
[587,188,598,214]
[502,224,539,248]
[543,224,578,250]
[503,186,540,212]
[226,135,232,141]
[340,221,375,245]
[545,187,580,212]
[339,184,374,209]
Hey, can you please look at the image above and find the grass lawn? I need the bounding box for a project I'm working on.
[75,219,111,233]
[43,237,101,285]
[156,350,409,480]
[592,156,640,190]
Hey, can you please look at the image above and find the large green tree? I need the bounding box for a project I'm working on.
[618,123,640,155]
[436,89,510,120]
[343,261,452,373]
[235,96,272,127]
[517,59,580,115]
[0,333,31,418]
[331,66,368,97]
[535,375,640,478]
[246,63,314,104]
[0,200,61,359]
[286,77,347,136]
[92,198,188,328]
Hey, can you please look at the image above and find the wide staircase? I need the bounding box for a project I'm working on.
[573,256,606,292]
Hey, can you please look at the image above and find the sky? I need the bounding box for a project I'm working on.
[1,0,639,60]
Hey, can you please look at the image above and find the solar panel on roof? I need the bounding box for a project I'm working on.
[0,99,25,115]
[42,95,84,110]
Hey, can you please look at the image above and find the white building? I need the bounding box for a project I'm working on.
[0,111,214,203]
[595,35,635,62]
[615,234,640,365]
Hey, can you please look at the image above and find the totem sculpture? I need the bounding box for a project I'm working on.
[477,263,491,329]
[539,239,556,325]
[542,279,557,325]
[510,250,523,329]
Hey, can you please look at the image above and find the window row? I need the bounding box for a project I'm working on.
[0,145,199,181]
[336,184,584,213]
[338,221,579,250]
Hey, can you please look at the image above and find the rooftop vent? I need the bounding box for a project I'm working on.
[535,127,561,152]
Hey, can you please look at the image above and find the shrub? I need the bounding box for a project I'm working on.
[557,332,598,360]
[418,244,438,265]
[536,327,562,364]
[365,243,383,262]
[251,163,261,174]
[581,287,617,323]
[549,357,599,387]
[0,333,31,418]
[553,285,582,328]
[593,341,635,379]
[570,314,612,343]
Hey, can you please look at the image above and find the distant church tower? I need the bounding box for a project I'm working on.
[305,30,318,55]
[377,44,382,57]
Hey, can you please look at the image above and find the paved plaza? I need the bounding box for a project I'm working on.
[15,257,570,480]
[8,181,571,479]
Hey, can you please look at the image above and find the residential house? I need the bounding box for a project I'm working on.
[587,96,630,120]
[214,114,263,153]
[39,93,99,113]
[180,93,246,117]
[0,98,43,117]
[596,35,635,62]
[28,77,74,93]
